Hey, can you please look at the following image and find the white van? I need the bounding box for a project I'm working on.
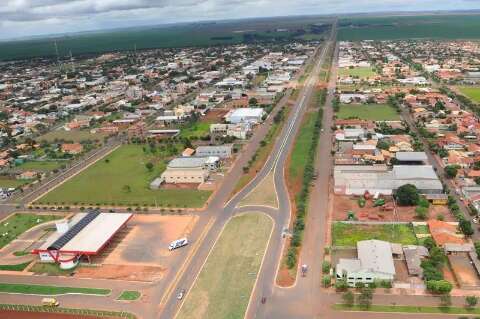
[169,238,188,251]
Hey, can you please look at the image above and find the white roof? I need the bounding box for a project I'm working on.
[227,108,264,118]
[357,240,396,276]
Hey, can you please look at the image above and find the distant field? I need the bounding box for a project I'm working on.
[177,212,272,319]
[332,222,417,247]
[16,161,64,172]
[0,16,331,61]
[0,178,28,189]
[457,86,480,104]
[38,129,107,143]
[37,144,211,207]
[338,14,480,40]
[337,104,400,121]
[338,67,376,78]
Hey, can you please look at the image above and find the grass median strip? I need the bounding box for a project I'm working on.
[176,212,273,319]
[117,290,141,301]
[334,304,480,315]
[0,283,110,296]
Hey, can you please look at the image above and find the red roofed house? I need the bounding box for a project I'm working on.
[61,143,83,155]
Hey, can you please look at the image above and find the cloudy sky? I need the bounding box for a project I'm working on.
[1,0,480,40]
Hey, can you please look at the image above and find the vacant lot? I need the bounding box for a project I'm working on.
[338,67,376,78]
[337,104,400,121]
[332,222,417,247]
[179,122,211,139]
[458,86,480,104]
[38,130,107,143]
[177,212,272,319]
[0,178,28,189]
[38,144,211,207]
[0,213,62,249]
[16,161,64,172]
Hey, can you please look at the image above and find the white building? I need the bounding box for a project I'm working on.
[225,108,265,124]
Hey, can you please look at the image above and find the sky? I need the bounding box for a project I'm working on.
[1,0,480,40]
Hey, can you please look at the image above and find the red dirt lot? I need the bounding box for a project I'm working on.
[75,264,165,282]
[333,195,455,222]
[203,109,228,121]
[0,310,117,319]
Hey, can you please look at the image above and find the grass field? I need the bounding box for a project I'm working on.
[0,213,62,249]
[289,114,316,182]
[38,130,107,143]
[338,14,480,40]
[177,212,272,319]
[334,304,480,315]
[458,86,480,104]
[38,144,211,207]
[0,262,31,272]
[337,104,400,121]
[0,283,110,296]
[179,122,211,139]
[16,161,64,172]
[29,263,77,276]
[0,304,136,318]
[0,178,28,189]
[117,291,141,301]
[338,67,376,78]
[332,222,417,247]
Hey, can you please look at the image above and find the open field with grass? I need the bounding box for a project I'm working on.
[0,283,110,296]
[177,212,272,319]
[337,104,400,121]
[332,222,417,247]
[179,122,211,139]
[0,262,31,272]
[16,161,64,172]
[338,67,376,78]
[117,291,141,301]
[338,14,480,40]
[38,129,107,143]
[29,263,77,276]
[457,86,480,104]
[289,114,316,182]
[38,144,211,207]
[0,178,28,189]
[334,304,480,315]
[0,213,62,249]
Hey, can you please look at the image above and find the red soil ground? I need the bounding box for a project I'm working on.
[0,310,118,319]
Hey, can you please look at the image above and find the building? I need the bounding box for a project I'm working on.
[33,211,132,269]
[225,108,265,124]
[395,152,428,165]
[336,240,396,287]
[61,143,83,155]
[403,245,429,277]
[334,165,443,195]
[195,145,233,159]
[160,156,219,184]
[210,123,251,140]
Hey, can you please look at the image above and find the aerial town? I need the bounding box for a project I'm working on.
[2,6,480,319]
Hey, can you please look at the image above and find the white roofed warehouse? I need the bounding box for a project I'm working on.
[33,210,132,269]
[225,108,265,124]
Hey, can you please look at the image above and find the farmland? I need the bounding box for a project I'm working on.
[177,212,272,319]
[37,144,211,208]
[332,222,418,247]
[336,104,400,121]
[457,86,480,104]
[338,14,480,41]
[0,16,331,61]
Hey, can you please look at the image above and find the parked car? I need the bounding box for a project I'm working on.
[169,238,188,251]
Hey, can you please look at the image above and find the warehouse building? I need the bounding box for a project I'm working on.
[395,151,428,165]
[225,108,265,124]
[33,211,132,269]
[195,145,233,159]
[334,165,443,195]
[158,156,219,185]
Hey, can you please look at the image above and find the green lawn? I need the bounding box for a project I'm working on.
[332,222,417,247]
[117,291,141,301]
[339,67,376,78]
[16,161,64,172]
[179,122,211,139]
[38,144,211,207]
[0,283,110,296]
[38,130,107,143]
[413,224,430,234]
[0,262,31,272]
[29,263,77,276]
[337,104,400,121]
[289,113,316,181]
[0,178,28,189]
[0,213,62,249]
[177,212,273,319]
[334,304,480,315]
[458,86,480,104]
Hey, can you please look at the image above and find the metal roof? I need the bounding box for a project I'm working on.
[357,240,396,276]
[395,152,428,162]
[48,211,100,251]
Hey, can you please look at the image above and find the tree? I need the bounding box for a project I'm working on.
[439,294,451,307]
[342,291,355,307]
[357,287,373,309]
[426,280,453,294]
[335,279,349,292]
[444,165,459,179]
[145,162,154,172]
[466,295,478,308]
[459,219,474,236]
[376,140,390,150]
[249,97,258,106]
[415,206,429,220]
[396,184,420,206]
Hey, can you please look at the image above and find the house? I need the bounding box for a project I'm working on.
[17,171,37,180]
[336,240,396,287]
[61,143,83,155]
[210,123,251,140]
[225,108,265,124]
[403,245,429,277]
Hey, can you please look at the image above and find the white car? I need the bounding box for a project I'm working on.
[169,238,189,251]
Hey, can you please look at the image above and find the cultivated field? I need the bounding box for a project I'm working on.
[458,86,480,104]
[338,67,376,78]
[337,104,400,121]
[177,212,272,319]
[37,144,211,207]
[332,222,417,247]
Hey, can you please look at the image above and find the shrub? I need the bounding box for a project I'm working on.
[396,184,419,206]
[286,247,297,269]
[322,261,331,274]
[342,291,354,307]
[335,279,348,292]
[322,275,331,287]
[426,280,453,294]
